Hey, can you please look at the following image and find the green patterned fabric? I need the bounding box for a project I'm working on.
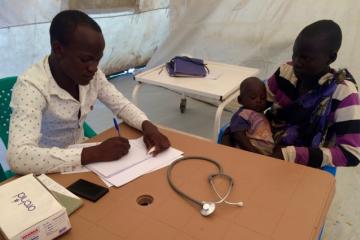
[0,76,17,148]
[0,166,6,182]
[83,122,97,138]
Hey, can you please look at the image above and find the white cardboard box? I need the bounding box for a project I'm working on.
[0,174,71,240]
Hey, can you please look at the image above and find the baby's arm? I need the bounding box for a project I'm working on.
[232,131,262,154]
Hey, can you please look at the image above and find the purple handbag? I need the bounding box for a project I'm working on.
[165,56,209,77]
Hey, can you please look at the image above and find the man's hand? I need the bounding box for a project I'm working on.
[272,145,284,160]
[142,120,171,156]
[81,137,130,165]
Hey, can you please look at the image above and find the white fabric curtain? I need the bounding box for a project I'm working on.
[2,0,359,80]
[0,0,170,78]
[148,0,360,83]
[0,0,61,28]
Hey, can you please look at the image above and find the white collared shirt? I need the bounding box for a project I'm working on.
[7,56,148,174]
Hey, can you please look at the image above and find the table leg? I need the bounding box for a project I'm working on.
[212,91,239,142]
[132,82,143,106]
[180,93,187,113]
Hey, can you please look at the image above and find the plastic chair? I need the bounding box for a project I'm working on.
[0,165,6,182]
[0,132,11,182]
[0,76,97,181]
[0,76,17,149]
[83,121,97,138]
[217,122,230,145]
[0,76,17,181]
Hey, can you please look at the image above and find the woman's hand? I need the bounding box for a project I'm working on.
[272,145,285,160]
[142,120,171,156]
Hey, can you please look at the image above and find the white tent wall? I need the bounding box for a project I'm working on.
[1,1,359,239]
[148,0,360,84]
[1,0,61,28]
[147,1,360,239]
[0,0,170,78]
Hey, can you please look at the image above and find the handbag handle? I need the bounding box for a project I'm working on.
[172,56,210,73]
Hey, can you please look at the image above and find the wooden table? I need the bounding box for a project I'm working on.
[48,125,334,240]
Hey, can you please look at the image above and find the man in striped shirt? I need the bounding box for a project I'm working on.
[265,20,360,168]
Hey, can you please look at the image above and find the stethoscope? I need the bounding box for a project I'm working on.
[167,156,244,217]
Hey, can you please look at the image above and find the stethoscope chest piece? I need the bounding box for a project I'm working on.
[167,156,244,217]
[200,201,216,216]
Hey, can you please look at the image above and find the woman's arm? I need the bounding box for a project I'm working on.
[281,81,360,167]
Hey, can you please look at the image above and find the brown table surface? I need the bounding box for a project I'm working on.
[46,125,335,240]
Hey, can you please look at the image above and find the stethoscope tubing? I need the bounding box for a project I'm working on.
[167,156,233,208]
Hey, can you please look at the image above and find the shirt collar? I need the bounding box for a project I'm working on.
[44,56,91,102]
[318,71,334,86]
[284,62,335,86]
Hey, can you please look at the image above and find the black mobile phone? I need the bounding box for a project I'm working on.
[67,179,109,202]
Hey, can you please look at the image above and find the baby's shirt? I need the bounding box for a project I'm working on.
[230,108,274,155]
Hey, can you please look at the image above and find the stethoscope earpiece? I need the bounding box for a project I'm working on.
[167,156,244,217]
[227,201,244,207]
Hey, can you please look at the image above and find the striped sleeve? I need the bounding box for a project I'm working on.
[265,63,298,108]
[282,80,360,167]
[327,80,360,166]
[265,74,276,103]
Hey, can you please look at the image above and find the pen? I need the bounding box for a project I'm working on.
[147,146,156,155]
[113,118,121,137]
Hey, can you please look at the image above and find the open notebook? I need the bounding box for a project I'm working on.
[69,137,183,187]
[86,138,182,178]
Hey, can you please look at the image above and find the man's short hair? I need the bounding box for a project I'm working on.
[49,10,101,45]
[299,19,342,53]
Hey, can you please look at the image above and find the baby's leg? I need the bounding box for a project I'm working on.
[221,134,232,146]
